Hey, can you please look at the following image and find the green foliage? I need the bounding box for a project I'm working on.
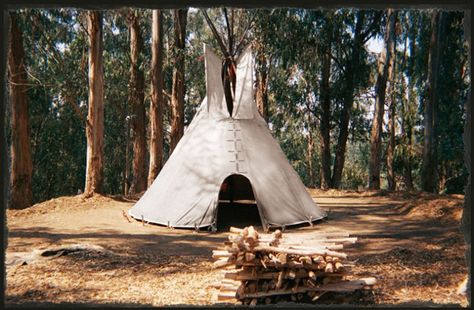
[5,8,469,203]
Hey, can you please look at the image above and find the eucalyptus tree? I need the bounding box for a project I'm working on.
[170,9,188,153]
[148,9,165,186]
[84,10,105,197]
[8,12,33,209]
[368,9,397,190]
[127,9,147,194]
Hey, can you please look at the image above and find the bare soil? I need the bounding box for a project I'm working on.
[5,189,468,307]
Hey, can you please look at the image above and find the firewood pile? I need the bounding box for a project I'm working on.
[211,226,376,305]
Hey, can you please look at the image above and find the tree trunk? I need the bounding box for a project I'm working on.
[255,50,270,122]
[128,10,147,194]
[148,10,165,187]
[369,9,397,190]
[331,11,365,189]
[461,9,471,304]
[401,31,414,191]
[319,36,332,190]
[84,11,104,198]
[386,78,396,191]
[170,9,187,154]
[386,13,398,191]
[8,12,33,209]
[307,128,315,188]
[421,10,444,193]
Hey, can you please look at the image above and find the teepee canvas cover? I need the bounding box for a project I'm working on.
[129,45,326,229]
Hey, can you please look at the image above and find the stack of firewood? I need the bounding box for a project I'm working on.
[211,226,375,305]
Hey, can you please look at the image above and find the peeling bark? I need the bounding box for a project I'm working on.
[128,10,147,194]
[170,9,187,154]
[84,11,104,198]
[369,9,397,190]
[148,10,164,187]
[8,12,33,209]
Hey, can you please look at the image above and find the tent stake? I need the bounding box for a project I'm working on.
[141,215,145,226]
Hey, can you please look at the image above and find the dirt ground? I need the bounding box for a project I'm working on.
[5,189,469,307]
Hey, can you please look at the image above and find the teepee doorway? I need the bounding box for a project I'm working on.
[216,174,263,231]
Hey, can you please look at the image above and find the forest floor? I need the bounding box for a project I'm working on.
[5,189,469,307]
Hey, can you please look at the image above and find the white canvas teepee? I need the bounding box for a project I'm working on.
[128,45,326,230]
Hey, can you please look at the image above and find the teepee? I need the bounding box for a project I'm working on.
[128,45,326,230]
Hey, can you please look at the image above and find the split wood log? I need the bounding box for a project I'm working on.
[245,252,255,262]
[217,291,237,301]
[212,250,234,259]
[325,262,334,273]
[224,269,345,281]
[228,227,350,238]
[237,259,349,272]
[335,261,344,272]
[249,298,258,306]
[236,277,377,299]
[253,245,347,259]
[213,258,234,268]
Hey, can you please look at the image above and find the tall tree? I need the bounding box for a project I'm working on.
[369,9,397,190]
[460,10,471,302]
[148,10,165,187]
[170,9,187,153]
[127,10,147,194]
[332,10,380,188]
[8,12,33,209]
[421,10,444,193]
[319,16,333,190]
[385,47,397,191]
[255,44,270,122]
[399,23,414,190]
[84,11,104,197]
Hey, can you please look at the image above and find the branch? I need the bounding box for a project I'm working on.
[361,11,384,44]
[330,53,346,74]
[200,9,230,58]
[234,12,257,57]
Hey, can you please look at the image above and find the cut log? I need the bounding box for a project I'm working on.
[237,277,377,298]
[229,226,244,234]
[276,270,285,289]
[217,291,237,301]
[249,298,258,306]
[325,263,334,273]
[224,269,344,281]
[245,252,255,262]
[253,245,347,259]
[213,258,234,268]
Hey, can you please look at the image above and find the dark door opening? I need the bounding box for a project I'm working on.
[216,174,262,231]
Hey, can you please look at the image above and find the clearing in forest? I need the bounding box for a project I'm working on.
[5,190,468,307]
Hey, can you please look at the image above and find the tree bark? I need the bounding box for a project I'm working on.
[421,10,444,193]
[369,9,397,190]
[128,10,147,194]
[461,9,471,304]
[8,12,33,209]
[401,32,414,191]
[255,48,270,122]
[148,10,165,187]
[170,9,187,154]
[331,11,365,189]
[84,11,105,198]
[386,69,396,191]
[319,35,332,190]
